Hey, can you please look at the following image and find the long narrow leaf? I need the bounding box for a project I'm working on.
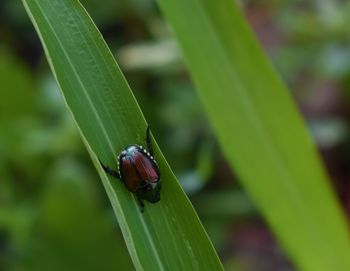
[22,0,223,270]
[156,0,350,270]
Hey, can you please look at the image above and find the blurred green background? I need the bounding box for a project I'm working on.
[1,0,350,270]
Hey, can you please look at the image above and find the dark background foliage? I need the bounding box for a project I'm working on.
[1,1,350,270]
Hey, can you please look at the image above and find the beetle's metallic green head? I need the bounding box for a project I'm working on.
[136,181,162,203]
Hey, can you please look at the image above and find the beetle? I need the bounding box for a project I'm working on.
[99,126,161,212]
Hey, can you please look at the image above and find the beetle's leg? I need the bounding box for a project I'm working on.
[99,159,121,179]
[146,124,154,157]
[137,198,145,213]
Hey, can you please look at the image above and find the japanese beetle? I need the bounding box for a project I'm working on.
[99,126,161,212]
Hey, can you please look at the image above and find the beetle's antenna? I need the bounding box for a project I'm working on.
[146,124,154,157]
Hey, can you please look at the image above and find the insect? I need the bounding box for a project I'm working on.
[99,126,161,212]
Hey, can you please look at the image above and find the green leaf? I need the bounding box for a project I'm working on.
[156,0,350,270]
[22,0,223,270]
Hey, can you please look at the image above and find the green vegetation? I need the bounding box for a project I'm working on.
[2,0,350,270]
[157,1,350,270]
[22,0,222,270]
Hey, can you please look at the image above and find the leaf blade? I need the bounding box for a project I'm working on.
[22,0,223,270]
[156,0,350,270]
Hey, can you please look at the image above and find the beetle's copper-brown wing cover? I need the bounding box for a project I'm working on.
[133,152,159,183]
[119,151,159,192]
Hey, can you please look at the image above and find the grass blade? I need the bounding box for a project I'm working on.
[156,0,350,270]
[22,0,223,270]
